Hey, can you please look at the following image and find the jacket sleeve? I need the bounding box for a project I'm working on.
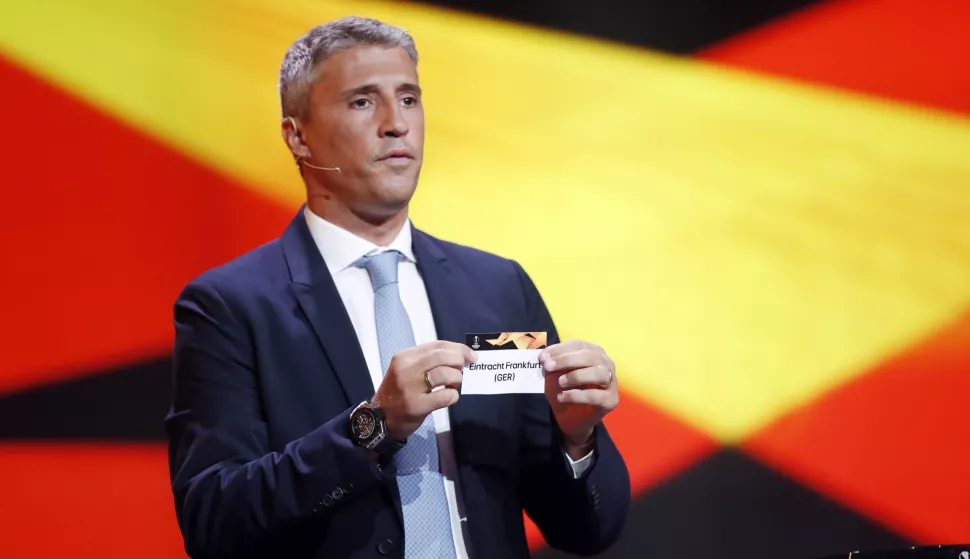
[511,261,631,556]
[165,279,384,559]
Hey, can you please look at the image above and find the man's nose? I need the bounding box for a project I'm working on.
[379,103,409,138]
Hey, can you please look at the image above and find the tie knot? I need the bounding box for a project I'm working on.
[355,250,404,291]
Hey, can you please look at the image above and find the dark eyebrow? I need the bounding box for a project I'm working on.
[341,82,422,101]
[398,82,422,96]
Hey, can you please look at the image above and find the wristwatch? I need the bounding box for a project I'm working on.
[348,401,406,457]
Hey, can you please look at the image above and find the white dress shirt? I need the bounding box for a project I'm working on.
[304,207,593,558]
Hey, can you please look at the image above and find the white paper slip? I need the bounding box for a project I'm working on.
[461,349,545,395]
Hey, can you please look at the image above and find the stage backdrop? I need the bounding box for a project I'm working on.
[1,0,969,557]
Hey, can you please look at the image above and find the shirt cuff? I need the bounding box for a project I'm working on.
[563,447,595,479]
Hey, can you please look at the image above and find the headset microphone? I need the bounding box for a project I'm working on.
[300,160,341,173]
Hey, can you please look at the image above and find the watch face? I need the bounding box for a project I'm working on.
[353,410,376,439]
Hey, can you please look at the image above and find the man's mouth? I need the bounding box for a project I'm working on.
[377,148,414,161]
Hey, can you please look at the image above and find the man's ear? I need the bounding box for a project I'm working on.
[281,116,311,162]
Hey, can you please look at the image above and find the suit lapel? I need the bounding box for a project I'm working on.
[281,208,374,407]
[412,233,464,342]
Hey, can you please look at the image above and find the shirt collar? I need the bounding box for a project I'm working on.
[304,206,416,275]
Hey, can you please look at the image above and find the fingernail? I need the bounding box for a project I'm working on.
[558,375,567,387]
[557,392,566,402]
[545,359,556,371]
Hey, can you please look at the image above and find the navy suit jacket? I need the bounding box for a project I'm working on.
[165,209,630,559]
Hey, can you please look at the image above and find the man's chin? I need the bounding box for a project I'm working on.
[355,185,416,222]
[380,174,419,201]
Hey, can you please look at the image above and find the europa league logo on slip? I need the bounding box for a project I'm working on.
[465,332,548,351]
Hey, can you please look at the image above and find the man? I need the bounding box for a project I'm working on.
[166,16,630,559]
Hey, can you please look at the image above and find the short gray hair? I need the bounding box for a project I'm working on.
[278,16,418,118]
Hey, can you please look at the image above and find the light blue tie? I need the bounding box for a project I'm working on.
[355,250,457,559]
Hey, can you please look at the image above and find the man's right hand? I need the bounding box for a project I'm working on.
[371,341,477,440]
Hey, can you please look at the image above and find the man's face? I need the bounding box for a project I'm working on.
[298,45,424,219]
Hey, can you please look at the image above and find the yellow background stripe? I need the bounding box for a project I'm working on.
[3,0,969,441]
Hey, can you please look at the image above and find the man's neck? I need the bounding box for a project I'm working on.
[306,196,409,247]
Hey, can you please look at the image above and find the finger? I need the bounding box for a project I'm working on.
[557,388,618,408]
[402,340,475,361]
[464,343,478,364]
[412,346,474,375]
[424,387,460,411]
[424,365,463,390]
[435,339,477,364]
[539,340,590,363]
[540,342,605,367]
[556,366,613,389]
[543,348,612,374]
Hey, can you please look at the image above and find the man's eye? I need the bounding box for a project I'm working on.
[401,96,418,107]
[352,98,371,108]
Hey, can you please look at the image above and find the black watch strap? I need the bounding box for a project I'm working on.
[373,434,407,456]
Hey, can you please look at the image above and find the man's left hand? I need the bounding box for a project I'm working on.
[539,340,619,460]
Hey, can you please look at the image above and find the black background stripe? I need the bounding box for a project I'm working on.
[0,357,172,441]
[535,449,909,559]
[410,0,825,53]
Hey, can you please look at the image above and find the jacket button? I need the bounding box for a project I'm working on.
[321,494,334,507]
[332,487,344,499]
[377,539,393,555]
[345,482,354,491]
